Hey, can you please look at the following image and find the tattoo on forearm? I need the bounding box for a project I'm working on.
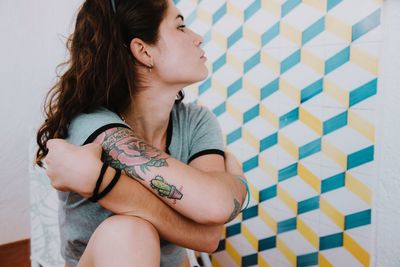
[150,175,183,204]
[226,199,241,223]
[97,128,169,181]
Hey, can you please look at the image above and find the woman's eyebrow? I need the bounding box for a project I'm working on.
[176,14,185,21]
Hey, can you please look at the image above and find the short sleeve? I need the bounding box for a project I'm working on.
[187,104,225,163]
[66,107,130,146]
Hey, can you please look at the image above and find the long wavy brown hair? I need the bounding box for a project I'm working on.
[36,0,184,167]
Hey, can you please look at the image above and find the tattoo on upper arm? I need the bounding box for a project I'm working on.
[226,199,241,223]
[97,127,169,180]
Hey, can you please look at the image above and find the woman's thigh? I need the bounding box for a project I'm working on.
[77,215,160,267]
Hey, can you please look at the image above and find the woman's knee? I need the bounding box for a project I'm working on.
[95,215,159,242]
[83,215,160,267]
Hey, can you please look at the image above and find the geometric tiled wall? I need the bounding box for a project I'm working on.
[177,0,382,266]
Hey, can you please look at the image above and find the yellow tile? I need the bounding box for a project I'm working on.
[260,103,280,128]
[259,205,278,233]
[345,172,372,205]
[348,110,375,142]
[242,224,259,251]
[303,0,327,11]
[262,0,281,17]
[278,185,298,214]
[261,50,281,74]
[278,132,299,159]
[297,217,319,249]
[227,102,243,124]
[243,25,262,48]
[298,162,321,193]
[320,197,345,229]
[343,232,370,267]
[350,46,379,76]
[319,253,334,267]
[322,138,347,169]
[227,1,244,21]
[277,237,296,266]
[281,21,302,46]
[302,48,325,75]
[324,78,349,108]
[280,78,301,104]
[259,255,271,267]
[243,128,261,151]
[299,106,323,135]
[226,240,242,266]
[243,77,262,100]
[326,14,352,42]
[227,51,244,73]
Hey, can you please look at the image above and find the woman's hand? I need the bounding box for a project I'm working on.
[44,139,103,197]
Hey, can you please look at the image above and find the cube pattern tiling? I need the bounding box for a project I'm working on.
[175,0,382,266]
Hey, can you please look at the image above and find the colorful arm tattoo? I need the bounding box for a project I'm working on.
[226,199,241,223]
[97,127,184,203]
[98,127,169,180]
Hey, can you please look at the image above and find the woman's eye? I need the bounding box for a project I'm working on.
[178,25,186,31]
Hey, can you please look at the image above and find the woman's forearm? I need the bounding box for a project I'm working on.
[97,167,222,253]
[94,127,247,224]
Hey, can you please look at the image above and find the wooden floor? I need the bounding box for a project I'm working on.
[0,239,30,267]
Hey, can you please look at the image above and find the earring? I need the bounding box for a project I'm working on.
[148,64,153,73]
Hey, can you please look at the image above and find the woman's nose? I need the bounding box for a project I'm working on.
[193,31,203,47]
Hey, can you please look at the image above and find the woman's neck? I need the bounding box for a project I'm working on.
[121,87,177,149]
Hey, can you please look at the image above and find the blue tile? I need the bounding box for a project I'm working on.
[278,163,298,182]
[244,51,261,73]
[245,0,261,21]
[280,108,299,128]
[320,232,343,250]
[282,0,301,17]
[299,138,321,159]
[298,196,320,214]
[242,253,258,267]
[228,26,243,48]
[345,209,371,230]
[242,205,258,220]
[213,102,226,116]
[327,0,342,11]
[259,236,276,251]
[277,217,297,233]
[347,145,374,170]
[227,128,242,144]
[199,77,211,95]
[302,17,325,45]
[228,78,243,97]
[281,50,301,74]
[321,172,345,193]
[213,3,227,24]
[216,239,226,252]
[261,78,279,100]
[301,79,323,103]
[262,23,280,46]
[352,9,381,41]
[260,185,277,202]
[243,155,259,172]
[213,53,226,72]
[323,111,347,135]
[297,252,318,267]
[226,222,241,237]
[325,47,350,75]
[244,104,260,123]
[349,79,377,107]
[260,133,278,152]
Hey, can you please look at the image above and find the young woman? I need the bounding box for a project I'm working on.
[36,0,248,266]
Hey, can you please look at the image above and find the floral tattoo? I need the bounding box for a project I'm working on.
[96,127,169,180]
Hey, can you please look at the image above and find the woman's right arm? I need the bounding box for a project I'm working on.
[45,140,224,253]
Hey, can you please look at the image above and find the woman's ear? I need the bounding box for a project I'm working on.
[129,38,153,67]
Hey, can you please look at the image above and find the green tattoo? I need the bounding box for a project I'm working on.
[150,175,183,203]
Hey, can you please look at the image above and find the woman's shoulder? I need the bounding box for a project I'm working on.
[67,107,128,145]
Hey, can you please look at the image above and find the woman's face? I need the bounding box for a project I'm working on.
[151,0,208,86]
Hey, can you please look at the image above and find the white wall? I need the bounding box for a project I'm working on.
[373,0,400,266]
[0,0,82,245]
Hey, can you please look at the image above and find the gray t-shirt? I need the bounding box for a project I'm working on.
[58,102,225,267]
